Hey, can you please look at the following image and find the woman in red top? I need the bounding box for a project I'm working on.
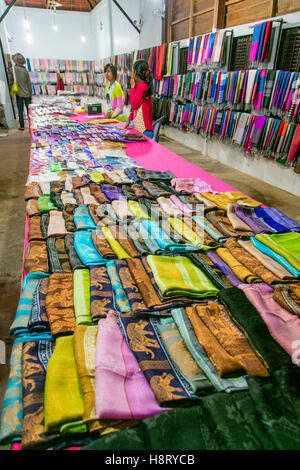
[124,60,154,139]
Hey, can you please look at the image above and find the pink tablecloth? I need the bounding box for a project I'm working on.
[72,113,237,193]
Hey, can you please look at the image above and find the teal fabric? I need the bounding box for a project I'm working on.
[74,230,107,267]
[0,333,52,445]
[141,219,199,253]
[106,260,131,313]
[9,273,49,336]
[74,206,97,230]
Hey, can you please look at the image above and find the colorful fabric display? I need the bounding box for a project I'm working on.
[90,265,115,320]
[74,206,97,230]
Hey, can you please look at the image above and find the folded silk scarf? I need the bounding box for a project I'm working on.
[9,272,49,336]
[95,311,169,419]
[47,210,68,237]
[61,191,77,206]
[255,233,300,272]
[44,335,87,435]
[237,239,295,280]
[155,316,214,394]
[205,208,253,238]
[169,217,205,249]
[102,226,131,259]
[186,305,244,377]
[100,184,126,201]
[80,187,99,206]
[147,255,219,299]
[0,336,29,444]
[89,183,109,204]
[194,303,268,376]
[74,206,97,230]
[128,200,150,219]
[24,182,42,201]
[90,266,115,319]
[37,194,58,213]
[171,308,248,393]
[64,233,85,270]
[224,237,281,285]
[24,240,49,274]
[26,199,40,216]
[74,231,107,267]
[218,287,292,373]
[91,230,116,259]
[73,269,92,325]
[250,236,300,278]
[141,219,199,253]
[273,284,300,317]
[73,324,133,435]
[227,204,252,231]
[201,192,261,209]
[28,277,50,333]
[115,259,147,313]
[118,314,198,407]
[45,273,76,337]
[62,203,77,232]
[254,207,300,234]
[234,205,274,234]
[28,215,44,241]
[47,236,72,273]
[22,339,59,450]
[106,261,131,313]
[216,246,261,284]
[206,250,243,287]
[242,283,300,356]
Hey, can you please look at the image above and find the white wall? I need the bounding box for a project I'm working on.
[0,6,96,60]
[139,0,163,50]
[90,0,112,59]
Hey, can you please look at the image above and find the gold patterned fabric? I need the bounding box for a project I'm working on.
[28,215,44,242]
[24,240,49,274]
[45,273,76,337]
[22,340,59,450]
[194,303,269,376]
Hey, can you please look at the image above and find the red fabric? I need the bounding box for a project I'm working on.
[56,76,65,92]
[288,124,300,162]
[129,81,153,132]
[155,44,166,80]
[261,21,272,61]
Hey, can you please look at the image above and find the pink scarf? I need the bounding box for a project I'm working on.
[95,311,169,419]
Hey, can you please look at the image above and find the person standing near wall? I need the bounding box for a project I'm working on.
[11,53,32,131]
[104,63,127,122]
[125,59,154,139]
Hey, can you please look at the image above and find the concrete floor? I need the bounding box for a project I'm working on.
[0,128,299,443]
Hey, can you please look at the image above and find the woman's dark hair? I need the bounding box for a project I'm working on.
[104,63,117,80]
[133,59,153,98]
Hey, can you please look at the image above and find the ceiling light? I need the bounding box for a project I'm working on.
[81,35,86,43]
[23,18,30,29]
[53,24,58,31]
